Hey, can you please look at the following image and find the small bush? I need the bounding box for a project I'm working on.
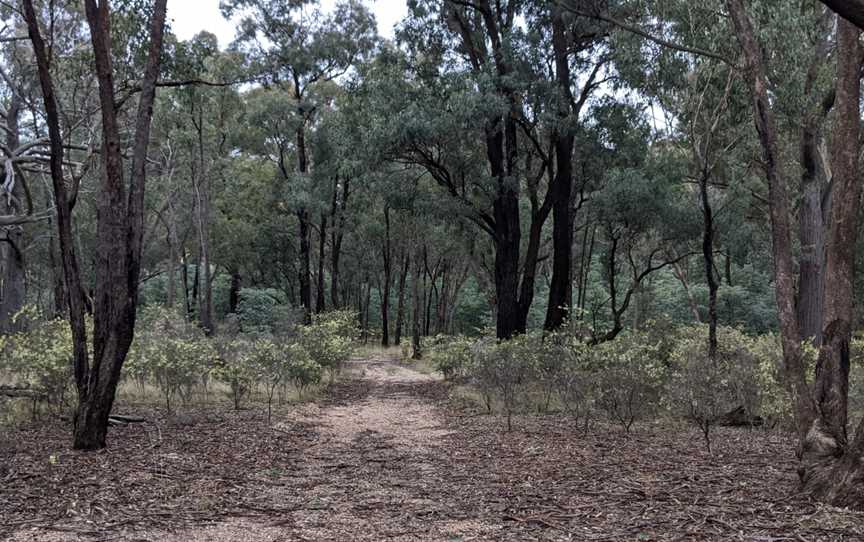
[667,326,761,452]
[471,334,537,431]
[299,310,357,383]
[127,306,214,411]
[0,306,74,414]
[591,331,665,433]
[429,336,474,381]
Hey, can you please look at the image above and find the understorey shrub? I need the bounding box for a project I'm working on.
[552,337,593,430]
[471,334,537,431]
[213,337,258,411]
[0,306,74,414]
[429,336,474,381]
[126,306,214,411]
[667,326,761,452]
[299,310,357,384]
[592,330,665,433]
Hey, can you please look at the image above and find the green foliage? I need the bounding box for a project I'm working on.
[591,331,667,433]
[212,337,258,411]
[667,326,762,451]
[299,310,357,383]
[470,334,539,431]
[0,306,74,410]
[235,288,294,334]
[126,306,215,411]
[428,336,474,380]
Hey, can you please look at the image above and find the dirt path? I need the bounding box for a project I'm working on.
[7,354,864,541]
[154,356,505,541]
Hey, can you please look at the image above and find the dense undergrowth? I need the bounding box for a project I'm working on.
[0,307,356,425]
[423,324,864,450]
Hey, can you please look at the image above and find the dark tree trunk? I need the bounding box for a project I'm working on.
[380,206,391,346]
[316,212,326,314]
[25,0,168,450]
[699,171,718,359]
[228,269,241,314]
[298,208,312,324]
[296,122,312,324]
[411,248,422,359]
[394,250,409,345]
[544,7,575,332]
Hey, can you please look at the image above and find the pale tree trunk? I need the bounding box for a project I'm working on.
[729,0,864,507]
[193,153,213,334]
[798,19,864,506]
[0,94,25,333]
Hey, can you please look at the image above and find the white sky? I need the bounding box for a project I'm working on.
[167,0,408,47]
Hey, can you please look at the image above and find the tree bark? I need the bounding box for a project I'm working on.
[729,0,864,508]
[296,122,312,324]
[25,0,168,450]
[799,19,864,506]
[394,250,409,345]
[411,246,422,359]
[380,206,392,346]
[544,6,575,331]
[699,171,718,359]
[0,94,25,334]
[316,212,326,313]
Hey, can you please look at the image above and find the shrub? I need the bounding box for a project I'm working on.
[299,310,356,383]
[127,306,214,411]
[552,337,593,430]
[591,331,665,433]
[429,336,474,381]
[471,334,537,431]
[667,326,761,452]
[0,306,74,414]
[212,338,258,410]
[284,344,321,399]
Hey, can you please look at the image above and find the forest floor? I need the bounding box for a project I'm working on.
[3,354,864,541]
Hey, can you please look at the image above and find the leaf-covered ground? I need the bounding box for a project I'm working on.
[2,355,863,541]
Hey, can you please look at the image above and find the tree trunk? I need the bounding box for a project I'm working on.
[25,0,168,450]
[729,0,864,507]
[193,133,213,335]
[411,248,422,359]
[228,269,241,314]
[296,122,312,324]
[544,7,575,332]
[316,212,326,314]
[798,19,864,507]
[699,171,718,359]
[330,177,349,310]
[0,94,25,333]
[394,250,409,345]
[380,206,391,346]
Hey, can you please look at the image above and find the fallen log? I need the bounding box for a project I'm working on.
[0,385,48,401]
[714,405,763,427]
[110,415,146,423]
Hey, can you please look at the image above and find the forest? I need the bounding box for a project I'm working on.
[3,0,864,540]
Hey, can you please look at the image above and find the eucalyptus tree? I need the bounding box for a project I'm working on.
[725,0,864,507]
[221,0,377,323]
[23,0,169,450]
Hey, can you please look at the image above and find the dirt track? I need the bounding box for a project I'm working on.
[4,355,864,541]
